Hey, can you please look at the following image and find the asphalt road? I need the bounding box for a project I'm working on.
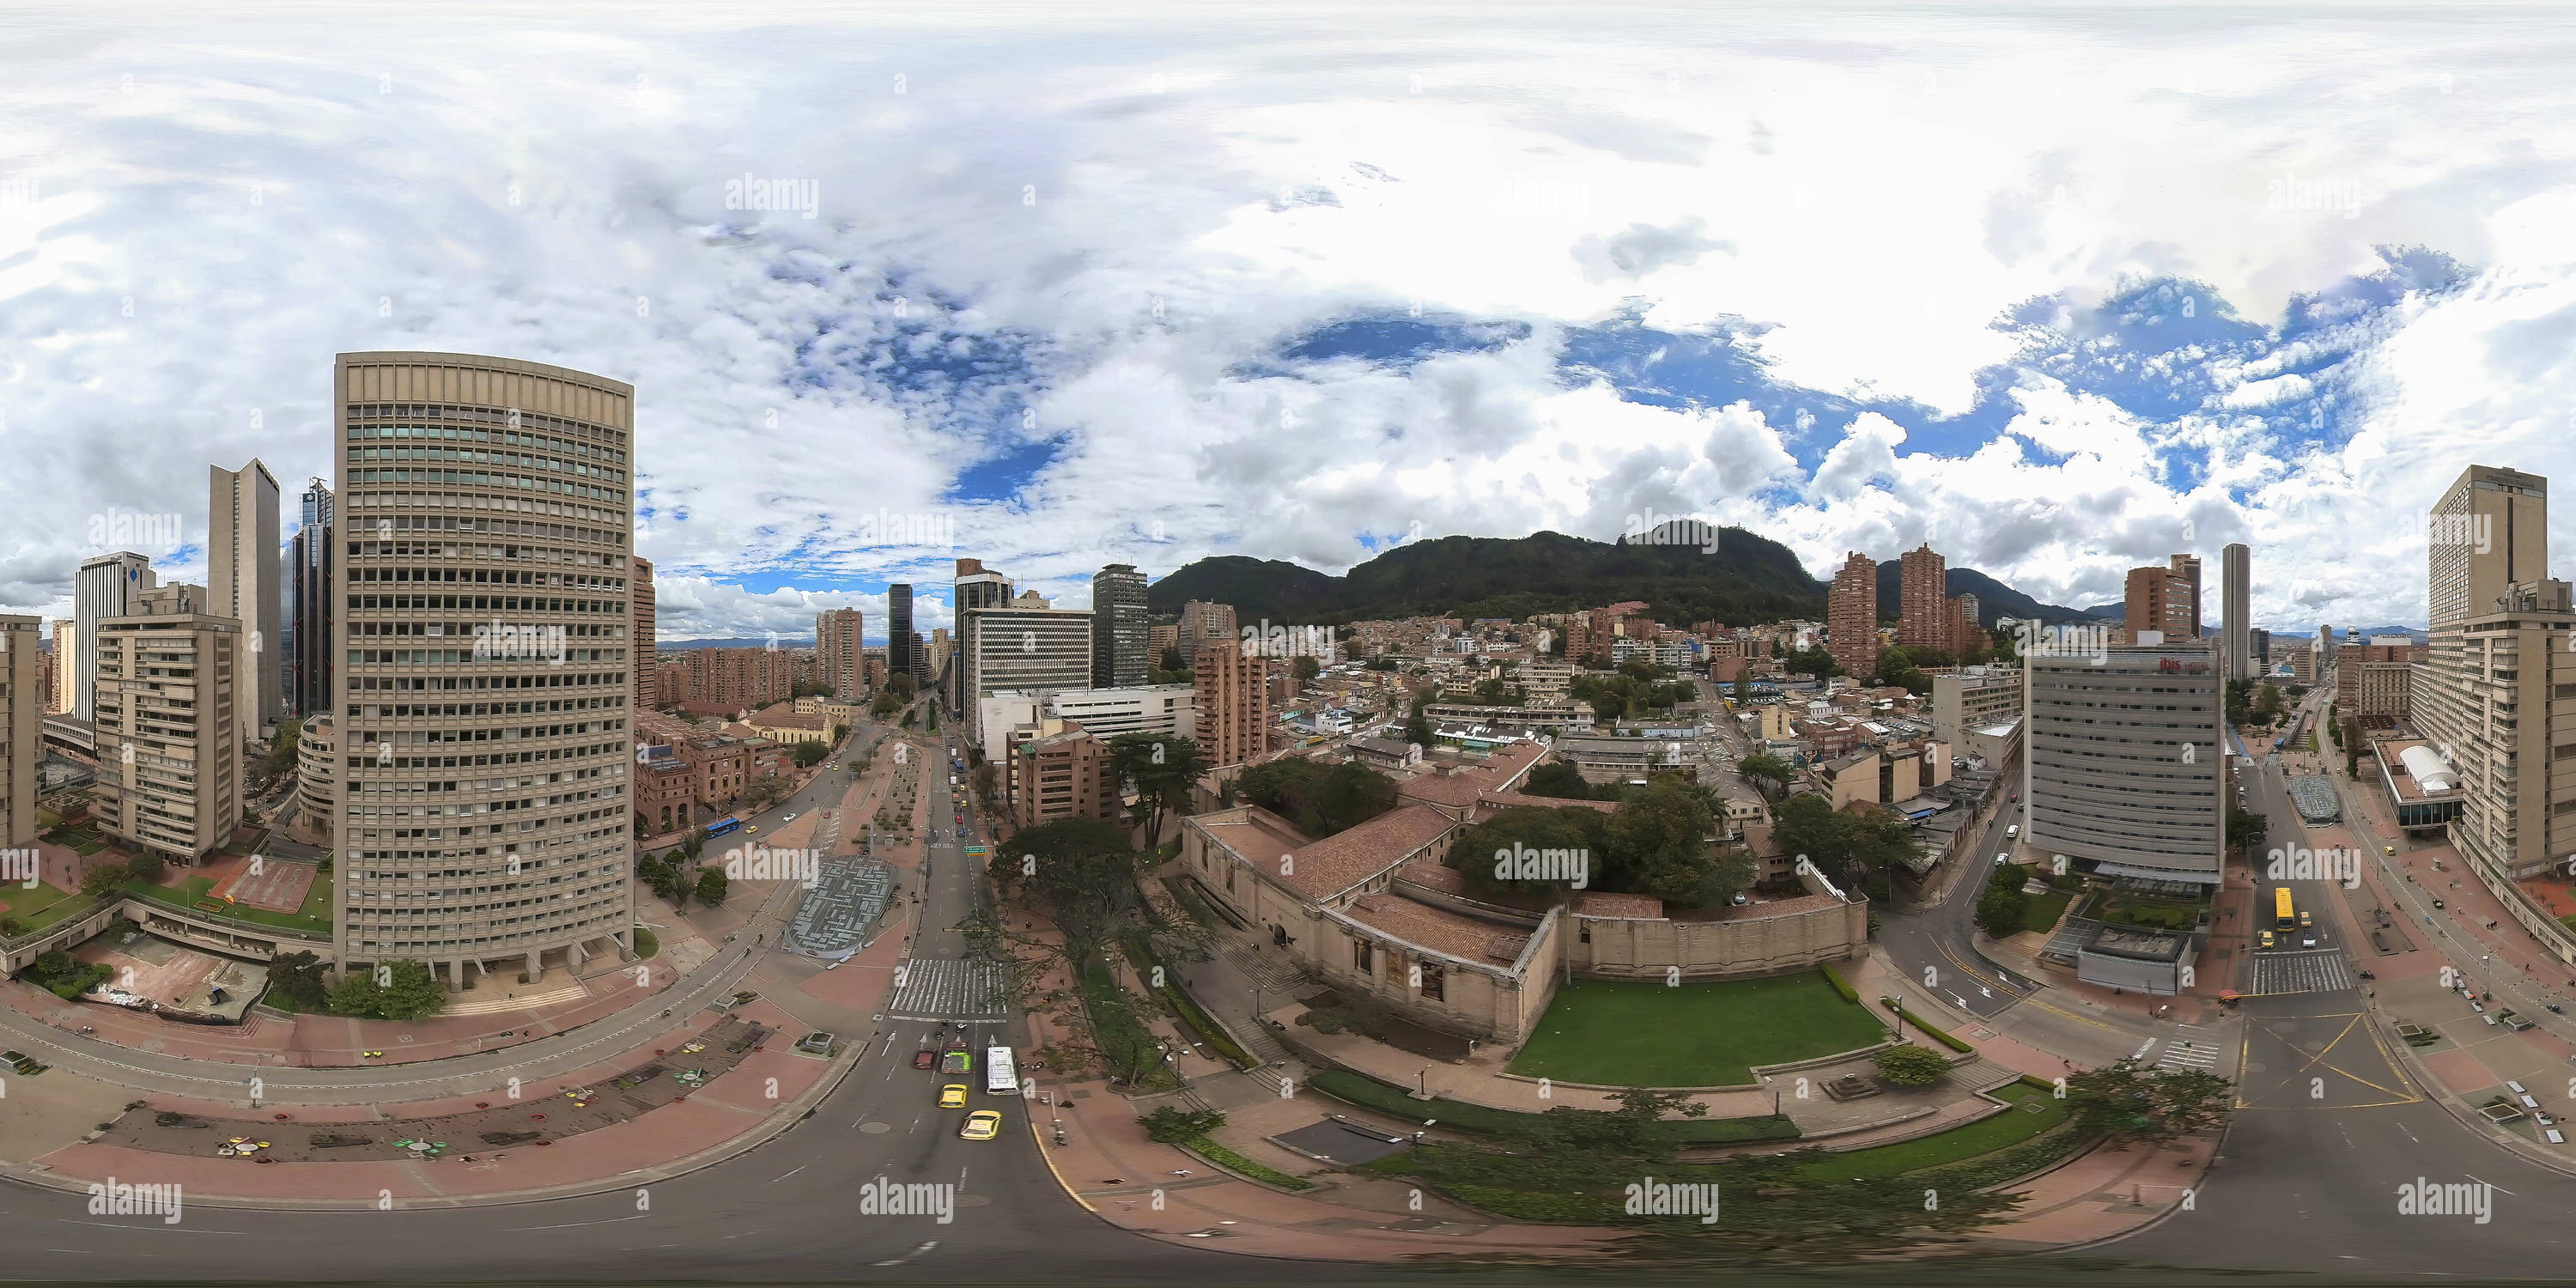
[0,712,1309,1283]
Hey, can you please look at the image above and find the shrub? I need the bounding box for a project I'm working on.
[1873,1043,1952,1086]
[1138,1105,1227,1143]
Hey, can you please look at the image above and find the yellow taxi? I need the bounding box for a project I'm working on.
[2257,930,2276,950]
[939,1084,969,1109]
[959,1110,1001,1141]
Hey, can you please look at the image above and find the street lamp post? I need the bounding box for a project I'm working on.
[1881,995,1906,1043]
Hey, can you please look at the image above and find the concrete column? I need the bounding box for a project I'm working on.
[567,939,587,969]
[524,950,541,982]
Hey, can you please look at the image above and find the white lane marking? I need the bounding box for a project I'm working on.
[504,1214,650,1231]
[873,1240,939,1267]
[769,1164,805,1184]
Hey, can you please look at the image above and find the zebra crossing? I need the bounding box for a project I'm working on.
[2154,1025,2225,1072]
[883,957,1012,1019]
[2251,949,2355,996]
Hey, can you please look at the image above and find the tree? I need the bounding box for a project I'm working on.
[1506,1086,1709,1166]
[1291,655,1321,685]
[377,959,449,1021]
[79,862,129,898]
[1158,646,1186,673]
[1603,775,1720,904]
[1731,670,1752,704]
[696,867,730,906]
[970,762,1000,806]
[1522,759,1597,801]
[125,852,167,884]
[1403,704,1437,750]
[269,951,331,1008]
[1781,647,1840,678]
[2064,1058,2233,1145]
[2228,805,2269,858]
[1108,732,1212,846]
[1873,1043,1951,1086]
[1735,753,1794,801]
[791,741,828,769]
[987,816,1153,978]
[325,959,447,1021]
[1138,1105,1227,1143]
[34,949,74,977]
[1450,805,1613,897]
[1975,882,2030,939]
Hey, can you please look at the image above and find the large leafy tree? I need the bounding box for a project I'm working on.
[985,816,1162,980]
[1522,759,1598,800]
[1603,775,1722,903]
[2064,1058,2233,1145]
[1449,805,1613,897]
[1107,732,1212,845]
[1735,752,1794,800]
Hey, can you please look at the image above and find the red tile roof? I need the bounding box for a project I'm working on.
[1345,893,1530,965]
[1278,803,1455,900]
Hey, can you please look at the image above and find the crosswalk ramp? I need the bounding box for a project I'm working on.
[884,957,1012,1019]
[2154,1025,2224,1072]
[2251,949,2355,996]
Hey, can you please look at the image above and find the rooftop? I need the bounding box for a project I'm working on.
[1343,892,1532,968]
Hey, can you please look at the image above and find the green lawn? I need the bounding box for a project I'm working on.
[1508,972,1891,1087]
[121,874,331,934]
[2020,889,2074,934]
[634,927,661,959]
[0,881,84,933]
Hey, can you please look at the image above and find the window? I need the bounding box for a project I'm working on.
[1419,966,1444,1001]
[1353,940,1372,974]
[1224,863,1236,894]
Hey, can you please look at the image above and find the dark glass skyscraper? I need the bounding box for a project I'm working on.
[887,583,914,683]
[290,478,335,715]
[1091,563,1148,687]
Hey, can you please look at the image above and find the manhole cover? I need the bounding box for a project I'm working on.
[857,1121,892,1134]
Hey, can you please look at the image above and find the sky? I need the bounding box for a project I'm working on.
[6,3,2576,640]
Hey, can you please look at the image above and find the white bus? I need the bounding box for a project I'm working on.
[985,1045,1017,1096]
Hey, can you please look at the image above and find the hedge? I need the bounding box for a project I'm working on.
[1307,1070,1800,1145]
[1901,1008,1975,1053]
[1820,962,1861,1004]
[1179,1136,1315,1190]
[1121,934,1259,1070]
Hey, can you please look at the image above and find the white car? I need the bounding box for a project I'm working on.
[783,812,797,822]
[1995,853,2010,866]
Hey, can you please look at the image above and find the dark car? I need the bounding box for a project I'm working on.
[912,1048,938,1071]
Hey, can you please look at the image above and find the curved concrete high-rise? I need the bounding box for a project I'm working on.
[331,352,636,987]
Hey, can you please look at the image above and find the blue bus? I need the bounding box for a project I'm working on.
[704,816,743,838]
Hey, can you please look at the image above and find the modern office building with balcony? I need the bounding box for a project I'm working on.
[94,586,241,865]
[2024,637,2225,886]
[331,351,636,987]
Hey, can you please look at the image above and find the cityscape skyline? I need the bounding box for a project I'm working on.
[7,10,2571,644]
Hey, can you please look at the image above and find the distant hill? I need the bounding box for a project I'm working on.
[1148,530,1823,627]
[1148,530,2097,630]
[1873,563,2093,627]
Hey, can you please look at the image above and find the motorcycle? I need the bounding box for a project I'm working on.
[2355,970,2375,981]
